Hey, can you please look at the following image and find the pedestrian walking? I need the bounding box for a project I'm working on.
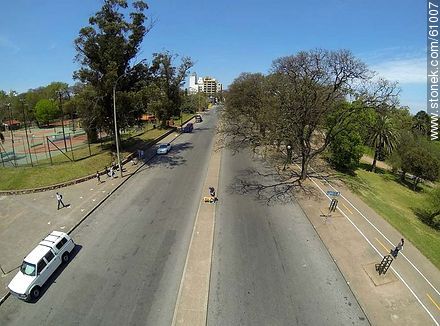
[96,171,101,183]
[109,166,114,179]
[56,192,66,210]
[391,238,404,258]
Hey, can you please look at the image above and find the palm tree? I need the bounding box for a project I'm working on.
[369,113,397,172]
[412,110,430,137]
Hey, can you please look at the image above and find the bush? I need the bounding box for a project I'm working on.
[328,130,363,172]
[415,187,440,230]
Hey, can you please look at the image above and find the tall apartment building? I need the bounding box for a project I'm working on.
[189,73,222,95]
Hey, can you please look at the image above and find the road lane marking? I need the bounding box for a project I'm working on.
[427,293,440,312]
[341,202,353,214]
[375,238,389,253]
[300,166,439,326]
[309,168,440,298]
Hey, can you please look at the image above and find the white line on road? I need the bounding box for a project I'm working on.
[309,165,440,298]
[306,173,439,326]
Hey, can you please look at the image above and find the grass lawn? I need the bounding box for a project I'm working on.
[0,127,170,190]
[339,165,440,269]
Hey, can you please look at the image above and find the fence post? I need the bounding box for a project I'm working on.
[88,134,92,157]
[21,136,28,165]
[69,134,75,161]
[47,137,53,165]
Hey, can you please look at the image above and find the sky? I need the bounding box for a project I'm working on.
[0,0,427,113]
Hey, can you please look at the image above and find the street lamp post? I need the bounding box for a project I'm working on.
[113,74,126,179]
[112,62,145,178]
[57,90,68,152]
[20,99,33,166]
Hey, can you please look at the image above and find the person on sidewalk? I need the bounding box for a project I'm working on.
[391,238,404,258]
[109,166,114,179]
[56,192,66,210]
[96,171,101,183]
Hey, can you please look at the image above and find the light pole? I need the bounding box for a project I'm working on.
[112,61,145,178]
[112,74,127,178]
[20,99,33,166]
[56,90,68,152]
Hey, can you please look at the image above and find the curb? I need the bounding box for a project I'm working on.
[0,121,196,196]
[0,120,194,306]
[293,194,372,325]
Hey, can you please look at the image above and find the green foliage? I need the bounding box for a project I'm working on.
[340,168,440,268]
[181,93,209,113]
[412,110,430,137]
[416,187,440,230]
[34,99,60,125]
[402,146,440,190]
[73,0,150,136]
[148,51,193,126]
[328,129,363,171]
[368,112,398,171]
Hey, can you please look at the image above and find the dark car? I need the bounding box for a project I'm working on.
[183,122,194,133]
[195,114,203,123]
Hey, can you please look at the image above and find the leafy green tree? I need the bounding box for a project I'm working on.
[388,130,416,180]
[148,52,193,126]
[412,110,430,137]
[73,0,150,141]
[35,99,60,126]
[328,127,363,172]
[402,146,440,190]
[416,187,440,230]
[181,92,209,114]
[368,112,398,172]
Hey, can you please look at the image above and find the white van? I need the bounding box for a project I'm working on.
[8,231,75,301]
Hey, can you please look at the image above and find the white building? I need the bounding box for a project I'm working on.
[189,73,222,95]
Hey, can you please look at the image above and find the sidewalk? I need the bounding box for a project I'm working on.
[0,128,184,303]
[295,175,440,325]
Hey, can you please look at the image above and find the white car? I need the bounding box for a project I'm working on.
[8,231,75,301]
[156,143,172,154]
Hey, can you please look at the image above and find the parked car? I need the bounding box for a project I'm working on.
[195,114,203,123]
[8,231,75,301]
[156,143,172,154]
[183,122,194,133]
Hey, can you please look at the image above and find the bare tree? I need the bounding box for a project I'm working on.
[271,49,370,179]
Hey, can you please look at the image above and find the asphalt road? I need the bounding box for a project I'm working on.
[207,148,370,325]
[0,110,218,326]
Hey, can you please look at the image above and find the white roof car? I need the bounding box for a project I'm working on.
[156,143,172,154]
[8,231,75,301]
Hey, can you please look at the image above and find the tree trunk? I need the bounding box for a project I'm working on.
[300,154,308,180]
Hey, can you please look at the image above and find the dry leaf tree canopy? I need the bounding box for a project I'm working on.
[223,49,399,180]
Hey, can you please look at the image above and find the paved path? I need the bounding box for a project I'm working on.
[295,163,440,325]
[0,123,187,303]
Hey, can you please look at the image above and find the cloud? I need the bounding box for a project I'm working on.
[0,35,20,53]
[371,57,426,84]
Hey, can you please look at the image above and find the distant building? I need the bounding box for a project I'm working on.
[189,73,222,95]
